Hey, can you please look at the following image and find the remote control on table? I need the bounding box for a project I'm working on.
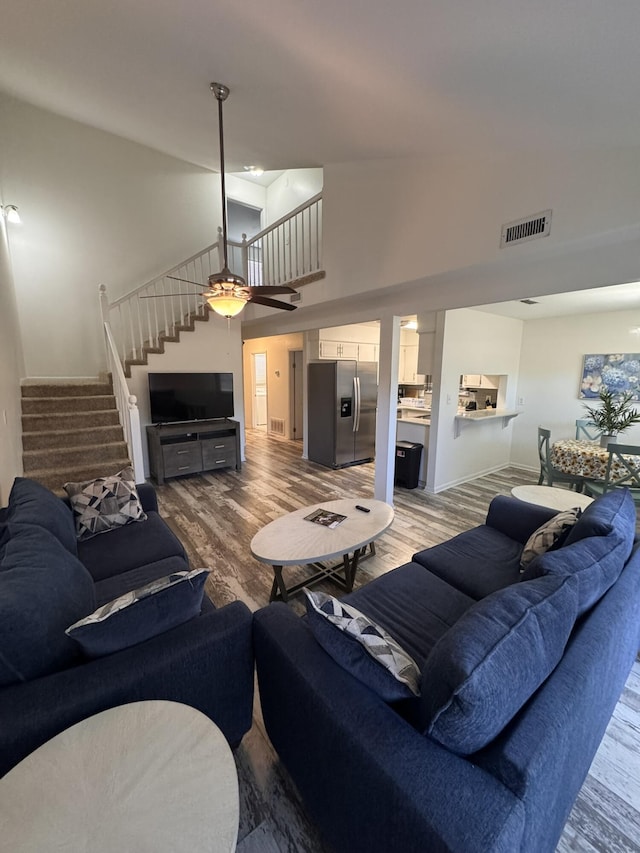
[355,505,371,513]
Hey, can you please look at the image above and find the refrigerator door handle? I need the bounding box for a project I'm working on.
[353,376,361,432]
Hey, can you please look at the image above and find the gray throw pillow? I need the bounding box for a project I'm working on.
[519,508,582,572]
[64,466,147,540]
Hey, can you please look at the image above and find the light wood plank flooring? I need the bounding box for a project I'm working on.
[154,429,640,853]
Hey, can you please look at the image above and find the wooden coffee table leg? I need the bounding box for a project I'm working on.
[270,565,289,603]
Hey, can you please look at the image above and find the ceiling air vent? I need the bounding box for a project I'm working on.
[290,292,301,303]
[520,298,538,305]
[500,210,552,248]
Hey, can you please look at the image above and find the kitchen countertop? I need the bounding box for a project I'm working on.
[397,405,430,425]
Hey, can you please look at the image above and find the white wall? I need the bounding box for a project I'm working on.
[322,151,640,306]
[127,315,245,477]
[511,310,640,471]
[0,93,221,378]
[0,214,25,503]
[266,169,323,225]
[430,309,523,491]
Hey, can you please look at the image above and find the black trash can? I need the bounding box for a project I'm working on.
[395,441,423,489]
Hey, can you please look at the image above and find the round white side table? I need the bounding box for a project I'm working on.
[511,485,593,512]
[0,700,239,853]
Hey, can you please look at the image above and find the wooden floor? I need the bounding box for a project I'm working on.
[154,429,640,853]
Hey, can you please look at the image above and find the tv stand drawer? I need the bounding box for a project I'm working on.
[202,436,237,470]
[162,442,203,477]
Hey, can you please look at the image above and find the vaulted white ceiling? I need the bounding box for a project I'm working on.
[2,0,640,173]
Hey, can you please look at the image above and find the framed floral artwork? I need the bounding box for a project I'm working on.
[580,353,640,400]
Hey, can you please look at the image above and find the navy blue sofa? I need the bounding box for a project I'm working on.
[0,477,254,777]
[254,490,640,853]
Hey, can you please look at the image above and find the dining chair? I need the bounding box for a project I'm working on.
[583,443,640,506]
[575,419,603,441]
[537,427,584,492]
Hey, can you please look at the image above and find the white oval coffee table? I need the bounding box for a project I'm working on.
[511,484,593,511]
[251,498,394,602]
[0,700,239,853]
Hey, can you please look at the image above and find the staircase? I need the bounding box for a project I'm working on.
[21,380,131,493]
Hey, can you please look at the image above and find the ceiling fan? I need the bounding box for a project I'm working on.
[142,82,297,318]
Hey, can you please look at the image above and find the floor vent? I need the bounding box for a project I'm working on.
[500,210,552,248]
[290,292,302,303]
[269,417,285,436]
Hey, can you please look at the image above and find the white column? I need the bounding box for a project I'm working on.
[374,315,401,504]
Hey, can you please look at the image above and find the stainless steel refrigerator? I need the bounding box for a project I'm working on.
[307,360,377,468]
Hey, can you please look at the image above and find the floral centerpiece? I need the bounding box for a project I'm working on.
[581,388,640,446]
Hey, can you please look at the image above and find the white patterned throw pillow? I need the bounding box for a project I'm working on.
[63,466,147,540]
[519,508,582,571]
[304,589,421,698]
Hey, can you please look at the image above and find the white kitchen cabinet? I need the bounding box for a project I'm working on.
[399,345,420,384]
[357,342,377,362]
[319,339,377,361]
[319,340,358,359]
[461,374,497,389]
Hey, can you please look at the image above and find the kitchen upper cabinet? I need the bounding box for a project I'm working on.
[319,339,377,361]
[357,342,377,362]
[399,344,420,384]
[461,374,498,389]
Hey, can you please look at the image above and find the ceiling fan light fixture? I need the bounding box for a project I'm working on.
[207,293,247,318]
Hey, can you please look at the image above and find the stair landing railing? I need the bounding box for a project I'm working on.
[99,286,145,483]
[101,192,323,373]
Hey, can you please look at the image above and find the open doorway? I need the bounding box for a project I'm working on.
[251,352,268,430]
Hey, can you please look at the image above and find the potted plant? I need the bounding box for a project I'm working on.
[582,388,640,447]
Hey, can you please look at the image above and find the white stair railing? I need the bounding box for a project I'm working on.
[243,192,323,287]
[102,192,323,370]
[99,286,145,483]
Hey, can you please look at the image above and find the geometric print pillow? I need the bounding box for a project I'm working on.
[519,507,582,572]
[65,568,209,658]
[304,589,421,700]
[63,466,147,541]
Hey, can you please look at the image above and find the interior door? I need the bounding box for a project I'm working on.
[251,352,267,429]
[290,350,303,441]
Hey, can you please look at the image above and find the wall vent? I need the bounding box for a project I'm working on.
[269,417,285,436]
[500,210,552,248]
[290,292,302,303]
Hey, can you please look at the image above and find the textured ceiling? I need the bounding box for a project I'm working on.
[2,0,640,172]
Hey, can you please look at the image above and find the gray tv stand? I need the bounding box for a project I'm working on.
[146,419,241,485]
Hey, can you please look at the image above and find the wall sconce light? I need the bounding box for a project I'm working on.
[1,205,21,224]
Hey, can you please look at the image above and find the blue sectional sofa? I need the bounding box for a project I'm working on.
[0,477,254,777]
[254,489,640,853]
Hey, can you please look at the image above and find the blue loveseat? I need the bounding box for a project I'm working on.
[254,489,640,852]
[0,477,254,777]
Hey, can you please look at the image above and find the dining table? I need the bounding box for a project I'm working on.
[550,438,640,481]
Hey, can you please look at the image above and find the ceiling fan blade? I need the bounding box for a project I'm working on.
[246,285,297,296]
[167,275,206,289]
[140,293,206,298]
[249,295,297,311]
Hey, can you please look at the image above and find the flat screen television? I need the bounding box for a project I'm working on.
[148,372,234,424]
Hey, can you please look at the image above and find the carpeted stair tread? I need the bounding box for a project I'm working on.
[22,410,121,431]
[21,396,117,415]
[22,425,125,451]
[27,459,132,494]
[23,441,129,472]
[21,382,114,398]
